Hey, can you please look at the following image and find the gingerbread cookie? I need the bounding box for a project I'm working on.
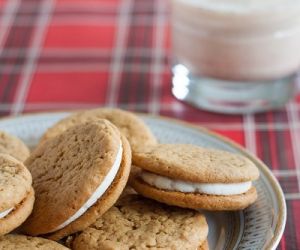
[0,154,34,235]
[21,120,131,240]
[0,234,69,249]
[0,131,30,161]
[72,194,208,250]
[130,144,259,210]
[40,108,157,152]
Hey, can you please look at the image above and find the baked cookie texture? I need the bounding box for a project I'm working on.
[0,153,34,235]
[133,144,259,183]
[0,234,69,250]
[48,133,132,241]
[198,240,209,250]
[131,144,259,211]
[21,120,131,240]
[0,131,30,162]
[0,188,34,236]
[40,108,157,152]
[131,176,257,211]
[72,194,208,250]
[0,154,32,211]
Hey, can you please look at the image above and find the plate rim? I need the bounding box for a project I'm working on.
[0,111,287,249]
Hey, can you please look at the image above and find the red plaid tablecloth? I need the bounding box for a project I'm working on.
[0,0,299,248]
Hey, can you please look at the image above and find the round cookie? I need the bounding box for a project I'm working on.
[72,194,208,250]
[21,120,131,241]
[0,234,69,250]
[0,153,34,235]
[40,108,157,151]
[130,144,259,211]
[0,131,30,161]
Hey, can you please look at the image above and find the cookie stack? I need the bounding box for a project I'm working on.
[0,131,33,236]
[0,153,34,236]
[0,108,260,250]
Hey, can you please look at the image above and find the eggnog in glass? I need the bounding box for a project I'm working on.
[171,0,300,113]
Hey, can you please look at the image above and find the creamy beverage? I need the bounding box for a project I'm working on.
[172,0,300,81]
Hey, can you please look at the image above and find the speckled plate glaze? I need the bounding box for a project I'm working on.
[0,112,286,250]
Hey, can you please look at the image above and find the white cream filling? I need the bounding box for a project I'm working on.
[140,171,252,196]
[0,207,14,219]
[52,141,123,232]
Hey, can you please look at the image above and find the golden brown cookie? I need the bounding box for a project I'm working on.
[72,195,208,250]
[0,234,69,249]
[133,144,259,183]
[130,144,259,211]
[0,154,34,235]
[21,120,132,240]
[119,185,137,199]
[40,108,157,152]
[198,240,209,250]
[0,131,30,161]
[131,176,257,211]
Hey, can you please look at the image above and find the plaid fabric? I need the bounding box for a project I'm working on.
[0,0,299,249]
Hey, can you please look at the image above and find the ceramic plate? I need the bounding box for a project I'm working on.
[0,112,286,250]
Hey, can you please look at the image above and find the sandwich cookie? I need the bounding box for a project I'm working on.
[0,154,34,235]
[72,194,209,250]
[130,144,260,211]
[0,131,30,162]
[0,234,69,250]
[21,120,131,240]
[40,108,157,152]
